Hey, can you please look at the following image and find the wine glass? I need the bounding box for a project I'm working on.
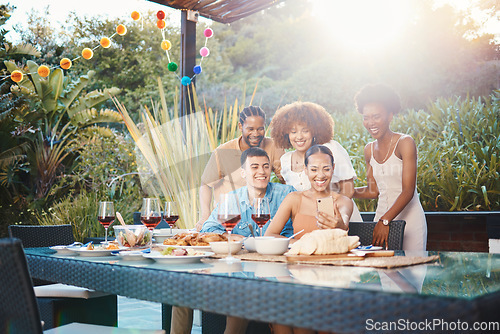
[164,201,179,235]
[140,198,162,238]
[217,193,241,263]
[252,198,270,236]
[98,201,115,244]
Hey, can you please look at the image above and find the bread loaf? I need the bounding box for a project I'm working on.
[286,229,360,255]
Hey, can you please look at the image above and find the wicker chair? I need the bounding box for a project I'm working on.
[8,225,117,329]
[0,238,165,334]
[347,220,406,250]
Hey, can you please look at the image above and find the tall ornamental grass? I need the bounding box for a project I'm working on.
[114,79,243,228]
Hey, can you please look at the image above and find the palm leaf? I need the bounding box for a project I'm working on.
[27,60,43,97]
[3,43,41,57]
[67,88,121,118]
[70,108,123,127]
[59,71,94,109]
[0,142,29,168]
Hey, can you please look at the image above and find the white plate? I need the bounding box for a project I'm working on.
[112,250,149,261]
[73,248,116,257]
[143,251,214,264]
[156,244,212,252]
[49,245,80,255]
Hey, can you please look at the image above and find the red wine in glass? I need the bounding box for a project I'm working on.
[251,214,270,228]
[141,216,162,230]
[164,202,179,235]
[218,214,241,232]
[164,215,179,228]
[98,216,115,228]
[98,201,114,244]
[218,193,241,263]
[253,198,270,236]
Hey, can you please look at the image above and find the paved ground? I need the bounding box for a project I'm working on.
[118,296,202,333]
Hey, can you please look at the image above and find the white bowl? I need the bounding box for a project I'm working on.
[113,225,152,248]
[210,241,242,254]
[153,228,190,243]
[243,237,257,252]
[255,237,289,255]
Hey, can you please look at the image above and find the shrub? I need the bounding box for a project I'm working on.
[36,128,141,241]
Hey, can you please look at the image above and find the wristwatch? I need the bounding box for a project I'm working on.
[380,219,390,226]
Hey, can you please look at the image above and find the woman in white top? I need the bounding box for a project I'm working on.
[270,101,362,222]
[353,84,427,251]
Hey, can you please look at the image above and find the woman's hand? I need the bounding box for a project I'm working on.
[372,220,389,249]
[316,203,347,230]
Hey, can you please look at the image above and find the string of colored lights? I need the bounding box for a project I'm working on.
[4,10,213,87]
[3,24,128,83]
[135,10,213,86]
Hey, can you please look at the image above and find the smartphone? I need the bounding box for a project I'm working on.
[316,197,334,216]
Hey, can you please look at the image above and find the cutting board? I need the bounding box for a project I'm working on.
[286,250,395,263]
[352,250,395,257]
[286,253,364,262]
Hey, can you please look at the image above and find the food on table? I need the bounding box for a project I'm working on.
[163,232,227,246]
[105,243,120,250]
[86,243,95,250]
[160,246,204,257]
[286,229,360,255]
[116,228,151,247]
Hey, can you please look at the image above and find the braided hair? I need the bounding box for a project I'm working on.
[239,106,266,125]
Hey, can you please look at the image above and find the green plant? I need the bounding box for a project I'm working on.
[36,129,141,241]
[36,189,138,242]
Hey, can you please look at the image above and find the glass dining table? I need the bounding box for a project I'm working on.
[24,248,500,333]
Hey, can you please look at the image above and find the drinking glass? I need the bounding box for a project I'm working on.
[164,201,179,235]
[140,198,162,235]
[98,201,115,244]
[217,193,241,263]
[252,198,270,236]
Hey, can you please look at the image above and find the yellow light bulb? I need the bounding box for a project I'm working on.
[82,48,94,60]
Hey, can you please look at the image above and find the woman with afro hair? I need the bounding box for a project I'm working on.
[270,101,362,222]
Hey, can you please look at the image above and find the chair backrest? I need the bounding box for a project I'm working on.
[347,220,406,250]
[8,225,74,248]
[0,238,43,334]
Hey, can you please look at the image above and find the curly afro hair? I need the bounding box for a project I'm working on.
[354,84,401,115]
[270,102,334,149]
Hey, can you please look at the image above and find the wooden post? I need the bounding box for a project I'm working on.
[180,10,197,116]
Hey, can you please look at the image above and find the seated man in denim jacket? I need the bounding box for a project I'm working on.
[172,147,295,334]
[201,147,295,239]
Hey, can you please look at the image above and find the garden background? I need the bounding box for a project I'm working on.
[1,0,499,241]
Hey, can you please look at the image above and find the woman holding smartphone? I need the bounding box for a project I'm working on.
[265,145,353,240]
[270,101,363,222]
[353,84,427,251]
